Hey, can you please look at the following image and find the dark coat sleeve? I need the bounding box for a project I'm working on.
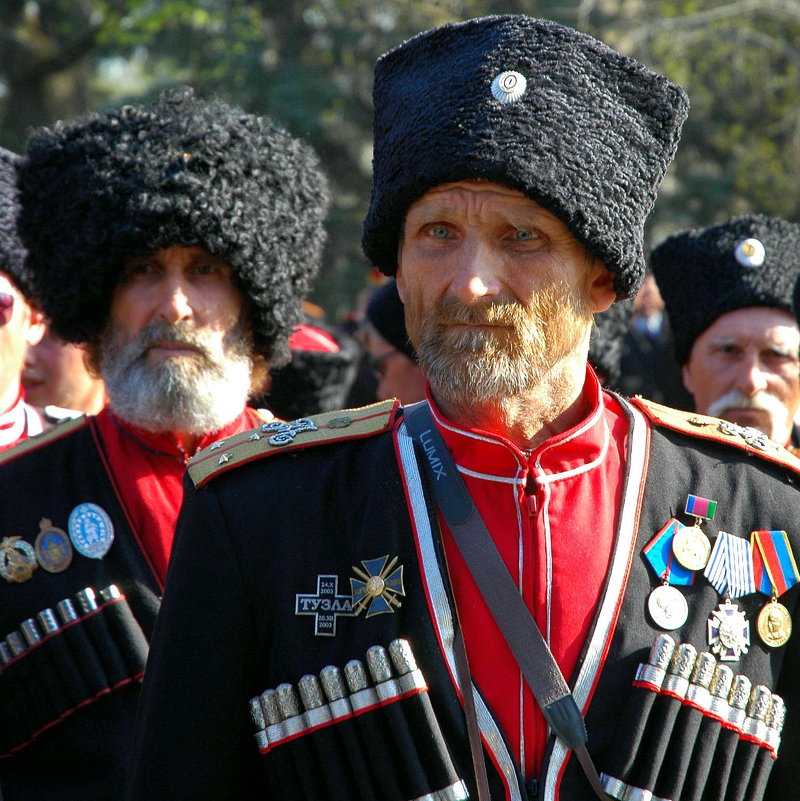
[126,473,265,801]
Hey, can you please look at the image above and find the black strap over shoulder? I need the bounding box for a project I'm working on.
[403,402,609,800]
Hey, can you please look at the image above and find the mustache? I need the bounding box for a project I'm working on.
[706,389,787,418]
[128,321,216,360]
[431,296,535,327]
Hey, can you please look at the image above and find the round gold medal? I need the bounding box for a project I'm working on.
[672,525,711,571]
[757,601,792,648]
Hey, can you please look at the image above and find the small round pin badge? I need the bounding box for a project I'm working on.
[35,518,73,573]
[491,70,527,104]
[734,237,765,268]
[68,503,115,559]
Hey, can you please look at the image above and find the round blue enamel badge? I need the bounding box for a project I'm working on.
[68,503,115,559]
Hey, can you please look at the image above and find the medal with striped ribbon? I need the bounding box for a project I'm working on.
[751,530,798,648]
[704,531,755,661]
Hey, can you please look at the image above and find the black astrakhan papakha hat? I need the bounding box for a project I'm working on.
[17,86,330,366]
[650,214,800,365]
[0,147,33,299]
[362,15,689,299]
[366,280,416,362]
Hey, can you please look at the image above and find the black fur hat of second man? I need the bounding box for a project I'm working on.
[362,15,689,299]
[650,214,800,365]
[17,86,330,366]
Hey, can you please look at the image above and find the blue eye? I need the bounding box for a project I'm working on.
[513,229,535,241]
[427,225,454,239]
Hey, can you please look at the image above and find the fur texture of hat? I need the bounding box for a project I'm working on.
[650,214,800,364]
[362,15,689,299]
[17,86,330,365]
[366,279,416,362]
[0,147,33,299]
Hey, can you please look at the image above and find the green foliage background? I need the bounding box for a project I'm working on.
[2,0,799,318]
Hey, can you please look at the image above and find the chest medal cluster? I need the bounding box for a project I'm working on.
[644,494,797,659]
[1,503,115,584]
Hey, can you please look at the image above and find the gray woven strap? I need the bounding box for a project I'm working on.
[404,404,609,800]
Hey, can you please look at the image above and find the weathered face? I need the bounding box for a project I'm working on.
[101,245,253,434]
[22,324,105,414]
[0,271,44,408]
[110,244,243,357]
[396,181,614,408]
[683,306,800,445]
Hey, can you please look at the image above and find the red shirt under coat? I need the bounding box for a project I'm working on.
[93,406,269,585]
[430,366,629,779]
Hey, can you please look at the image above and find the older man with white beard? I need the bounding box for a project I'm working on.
[650,215,800,451]
[0,87,329,801]
[130,18,800,801]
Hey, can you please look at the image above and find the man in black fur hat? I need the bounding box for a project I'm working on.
[0,87,328,800]
[130,17,800,801]
[651,215,800,449]
[0,147,48,452]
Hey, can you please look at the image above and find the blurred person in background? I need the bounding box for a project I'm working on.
[22,322,106,415]
[651,214,800,449]
[363,278,426,404]
[588,298,632,390]
[0,147,47,452]
[618,271,691,408]
[258,318,360,419]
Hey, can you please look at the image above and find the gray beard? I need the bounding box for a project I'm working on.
[411,288,590,411]
[100,321,253,435]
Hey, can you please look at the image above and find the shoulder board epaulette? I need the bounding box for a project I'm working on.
[188,399,400,488]
[0,414,89,466]
[630,395,800,474]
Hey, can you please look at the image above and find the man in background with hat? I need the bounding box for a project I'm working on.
[0,87,329,800]
[651,214,800,450]
[363,279,426,404]
[0,147,48,452]
[129,17,800,801]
